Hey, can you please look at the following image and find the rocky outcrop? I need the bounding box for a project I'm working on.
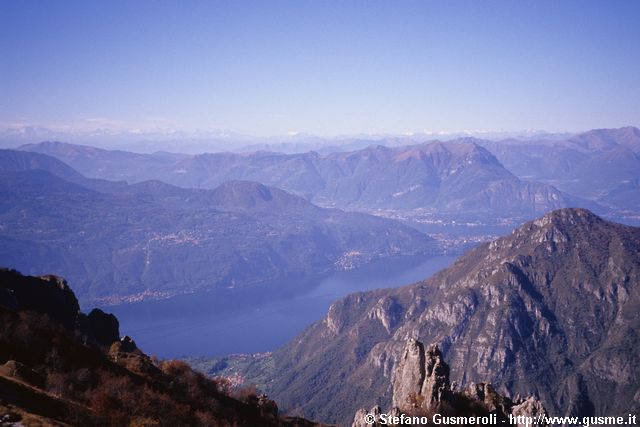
[86,308,120,346]
[0,269,80,329]
[392,340,425,410]
[512,397,549,424]
[0,268,122,349]
[463,383,510,416]
[421,344,450,408]
[257,393,279,419]
[352,405,387,427]
[355,339,549,426]
[392,340,450,413]
[108,336,162,376]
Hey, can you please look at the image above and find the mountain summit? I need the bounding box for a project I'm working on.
[268,208,640,424]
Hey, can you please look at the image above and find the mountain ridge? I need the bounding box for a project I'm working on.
[0,153,434,304]
[19,139,585,218]
[265,208,640,425]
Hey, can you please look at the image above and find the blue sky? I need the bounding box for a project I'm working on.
[1,0,639,137]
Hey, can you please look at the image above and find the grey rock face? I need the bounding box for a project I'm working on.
[463,383,510,416]
[512,397,549,427]
[86,308,120,346]
[392,339,426,410]
[421,344,450,408]
[392,340,451,412]
[270,209,640,425]
[351,405,382,427]
[351,408,368,427]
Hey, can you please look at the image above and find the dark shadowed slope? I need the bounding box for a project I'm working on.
[0,269,326,426]
[267,209,640,425]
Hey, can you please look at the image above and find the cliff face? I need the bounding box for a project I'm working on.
[270,209,640,425]
[392,340,450,412]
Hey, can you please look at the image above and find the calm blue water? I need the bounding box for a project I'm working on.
[106,255,456,358]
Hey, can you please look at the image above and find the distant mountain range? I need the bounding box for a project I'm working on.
[7,126,639,304]
[0,124,570,154]
[264,209,640,425]
[0,150,433,305]
[477,127,640,211]
[19,139,593,219]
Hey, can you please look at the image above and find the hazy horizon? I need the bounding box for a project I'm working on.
[3,124,632,154]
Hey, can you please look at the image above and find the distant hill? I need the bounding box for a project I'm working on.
[0,268,324,426]
[19,140,187,183]
[0,151,434,305]
[0,148,87,184]
[266,209,640,425]
[19,140,585,219]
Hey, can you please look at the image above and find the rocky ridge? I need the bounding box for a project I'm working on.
[268,208,640,425]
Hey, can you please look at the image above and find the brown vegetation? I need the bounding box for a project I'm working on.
[0,268,326,426]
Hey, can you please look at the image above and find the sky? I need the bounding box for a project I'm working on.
[1,0,639,137]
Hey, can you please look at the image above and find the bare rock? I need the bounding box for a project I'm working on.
[463,382,510,417]
[421,343,450,407]
[512,397,549,427]
[352,405,382,427]
[392,339,425,410]
[392,339,450,412]
[257,393,279,418]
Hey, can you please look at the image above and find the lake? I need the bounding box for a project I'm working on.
[106,255,457,358]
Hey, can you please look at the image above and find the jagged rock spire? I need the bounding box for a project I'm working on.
[392,339,450,412]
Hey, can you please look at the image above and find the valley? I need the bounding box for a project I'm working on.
[1,128,640,426]
[0,150,435,306]
[3,3,639,424]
